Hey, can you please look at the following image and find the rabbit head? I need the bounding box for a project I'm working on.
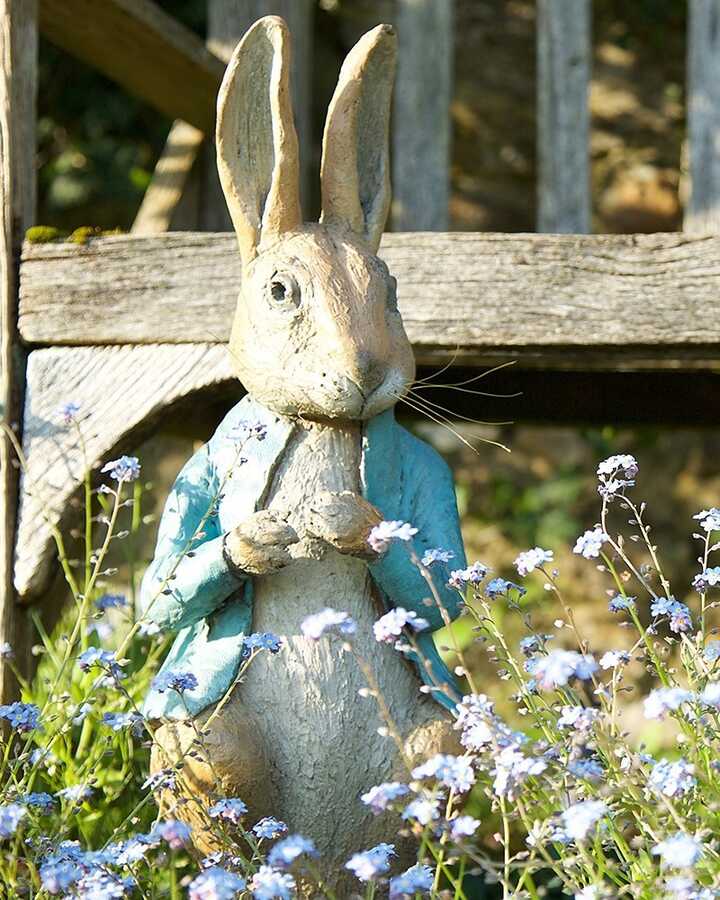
[216,16,415,422]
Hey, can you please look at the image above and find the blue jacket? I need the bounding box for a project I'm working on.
[140,396,466,719]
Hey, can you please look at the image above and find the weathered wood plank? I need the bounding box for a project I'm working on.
[15,344,233,602]
[17,231,720,370]
[131,120,204,234]
[39,0,225,133]
[685,0,720,232]
[200,0,314,230]
[536,0,591,233]
[392,0,452,230]
[0,0,37,701]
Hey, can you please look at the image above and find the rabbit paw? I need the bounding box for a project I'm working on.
[224,510,300,576]
[306,490,383,559]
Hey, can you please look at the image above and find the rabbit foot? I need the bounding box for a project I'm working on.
[305,490,382,559]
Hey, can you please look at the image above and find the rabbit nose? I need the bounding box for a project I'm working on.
[352,351,384,393]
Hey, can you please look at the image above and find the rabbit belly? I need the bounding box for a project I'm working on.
[235,420,450,870]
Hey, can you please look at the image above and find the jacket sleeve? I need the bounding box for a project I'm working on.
[369,433,467,632]
[139,443,245,632]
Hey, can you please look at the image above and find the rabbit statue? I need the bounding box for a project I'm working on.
[141,15,468,884]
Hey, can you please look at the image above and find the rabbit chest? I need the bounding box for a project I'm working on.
[234,417,438,847]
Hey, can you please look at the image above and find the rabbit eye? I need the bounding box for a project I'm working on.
[267,273,300,309]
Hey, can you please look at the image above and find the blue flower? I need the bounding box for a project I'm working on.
[188,867,246,899]
[597,454,638,499]
[704,642,720,662]
[40,858,84,894]
[694,508,720,533]
[243,632,283,655]
[208,798,248,825]
[229,421,268,442]
[300,609,356,641]
[389,863,434,898]
[644,687,695,720]
[560,800,608,842]
[95,593,127,611]
[151,819,191,849]
[402,796,440,825]
[486,577,526,599]
[693,566,720,592]
[411,753,475,793]
[700,682,720,708]
[101,455,141,482]
[573,527,608,559]
[360,781,410,814]
[267,834,318,869]
[23,791,55,812]
[653,833,703,869]
[421,548,454,567]
[492,746,547,799]
[151,670,199,694]
[250,866,295,899]
[102,711,144,735]
[599,650,631,669]
[252,817,288,840]
[0,803,26,837]
[557,706,599,731]
[0,641,13,659]
[651,597,693,633]
[74,871,133,898]
[608,594,636,613]
[77,647,124,682]
[345,842,396,882]
[0,701,41,733]
[567,758,604,782]
[649,758,696,797]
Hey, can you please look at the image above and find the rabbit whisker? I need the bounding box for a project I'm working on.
[406,389,515,427]
[413,344,463,384]
[414,359,517,390]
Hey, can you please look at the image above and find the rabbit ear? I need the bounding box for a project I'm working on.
[216,16,302,264]
[320,24,397,254]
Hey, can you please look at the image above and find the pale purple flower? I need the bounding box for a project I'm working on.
[208,798,247,825]
[300,608,356,640]
[450,815,480,839]
[345,843,395,882]
[361,781,409,814]
[573,527,608,559]
[253,817,288,840]
[250,866,295,900]
[644,687,695,720]
[188,867,246,900]
[421,547,454,567]
[514,547,554,577]
[599,650,631,669]
[493,746,547,799]
[653,833,703,869]
[557,706,599,731]
[59,401,80,424]
[373,607,429,643]
[152,819,191,849]
[693,566,720,593]
[411,754,475,793]
[526,650,598,690]
[367,520,418,553]
[700,682,720,708]
[402,796,440,825]
[267,834,318,869]
[560,800,608,842]
[57,784,93,804]
[651,597,693,633]
[447,561,488,589]
[649,758,696,797]
[389,863,434,898]
[597,454,638,499]
[101,455,141,482]
[0,803,26,837]
[694,508,720,533]
[152,670,198,694]
[608,594,636,613]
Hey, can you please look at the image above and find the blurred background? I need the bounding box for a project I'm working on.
[36,0,719,743]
